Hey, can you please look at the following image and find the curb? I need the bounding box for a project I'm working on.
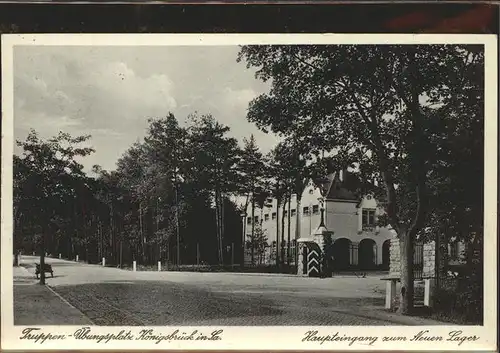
[45,285,95,325]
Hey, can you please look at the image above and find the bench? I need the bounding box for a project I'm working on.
[35,263,54,279]
[381,276,435,309]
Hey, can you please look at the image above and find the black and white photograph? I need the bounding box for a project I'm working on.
[1,34,497,350]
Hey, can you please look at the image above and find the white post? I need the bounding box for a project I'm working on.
[32,251,35,256]
[158,261,161,271]
[424,278,435,307]
[102,257,106,267]
[133,260,137,272]
[76,255,79,262]
[385,280,396,309]
[59,253,61,259]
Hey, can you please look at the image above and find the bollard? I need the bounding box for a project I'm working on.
[102,257,106,267]
[32,252,35,256]
[76,255,79,262]
[59,253,61,259]
[133,260,136,272]
[158,261,161,271]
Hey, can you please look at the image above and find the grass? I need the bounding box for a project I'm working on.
[119,263,299,274]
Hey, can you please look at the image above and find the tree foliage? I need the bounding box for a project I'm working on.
[238,44,484,313]
[14,112,250,268]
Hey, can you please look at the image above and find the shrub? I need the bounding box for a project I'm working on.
[434,272,483,324]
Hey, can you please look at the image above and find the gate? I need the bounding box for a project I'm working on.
[413,242,423,280]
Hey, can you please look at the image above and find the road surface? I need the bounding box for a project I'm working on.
[15,255,443,326]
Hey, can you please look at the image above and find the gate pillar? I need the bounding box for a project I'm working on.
[297,240,321,277]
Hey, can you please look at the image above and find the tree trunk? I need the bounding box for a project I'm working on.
[39,231,46,285]
[276,199,280,267]
[251,197,255,265]
[220,194,225,265]
[287,194,291,265]
[398,233,414,314]
[242,212,246,267]
[120,235,123,269]
[175,186,180,266]
[215,191,220,264]
[294,196,301,264]
[281,200,286,268]
[139,203,145,264]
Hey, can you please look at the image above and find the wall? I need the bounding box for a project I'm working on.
[244,182,394,267]
[389,239,436,278]
[326,197,393,265]
[244,182,324,247]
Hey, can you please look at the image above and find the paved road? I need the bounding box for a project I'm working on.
[16,256,443,326]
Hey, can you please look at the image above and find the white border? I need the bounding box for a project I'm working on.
[1,34,497,351]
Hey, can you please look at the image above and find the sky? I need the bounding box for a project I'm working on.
[13,45,281,172]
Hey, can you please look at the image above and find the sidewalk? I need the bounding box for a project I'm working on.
[358,305,452,326]
[13,268,93,325]
[13,265,37,285]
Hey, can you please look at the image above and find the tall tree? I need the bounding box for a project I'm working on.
[238,44,483,313]
[187,113,242,265]
[143,113,188,266]
[15,130,94,284]
[239,135,267,265]
[267,151,289,267]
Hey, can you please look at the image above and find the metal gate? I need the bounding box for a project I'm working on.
[413,242,424,280]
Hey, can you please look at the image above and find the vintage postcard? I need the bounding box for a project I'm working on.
[1,33,497,351]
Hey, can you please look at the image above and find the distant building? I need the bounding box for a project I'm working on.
[243,170,395,270]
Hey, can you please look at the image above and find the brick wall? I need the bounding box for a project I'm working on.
[389,238,436,278]
[423,241,436,278]
[389,238,400,277]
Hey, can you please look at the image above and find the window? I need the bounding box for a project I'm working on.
[266,198,273,204]
[362,209,376,227]
[247,217,251,225]
[450,242,459,260]
[303,206,310,216]
[254,216,259,223]
[264,214,269,221]
[312,205,319,215]
[272,212,277,220]
[309,189,314,194]
[291,209,296,217]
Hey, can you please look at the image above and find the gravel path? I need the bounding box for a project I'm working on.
[54,281,394,326]
[15,256,446,326]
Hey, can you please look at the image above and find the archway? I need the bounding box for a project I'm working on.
[382,240,391,270]
[359,238,377,270]
[332,238,351,271]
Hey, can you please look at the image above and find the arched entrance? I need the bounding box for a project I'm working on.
[333,238,351,270]
[359,238,377,270]
[382,240,391,270]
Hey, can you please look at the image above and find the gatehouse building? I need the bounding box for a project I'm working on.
[242,170,395,270]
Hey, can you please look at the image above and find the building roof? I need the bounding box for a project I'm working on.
[325,171,358,201]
